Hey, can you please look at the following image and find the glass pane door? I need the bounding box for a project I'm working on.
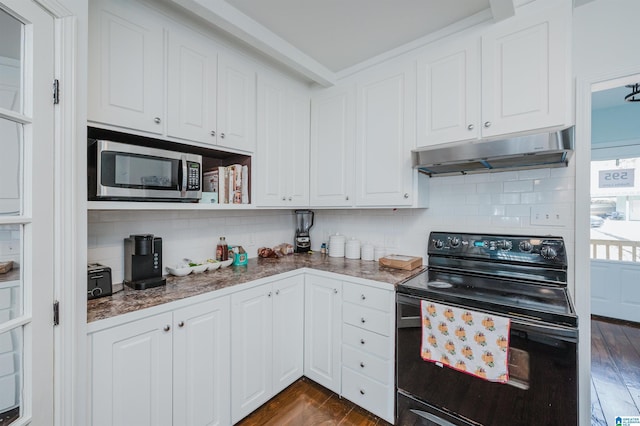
[0,1,55,424]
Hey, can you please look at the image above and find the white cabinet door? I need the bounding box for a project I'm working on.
[417,38,480,147]
[286,88,310,205]
[310,85,356,206]
[304,275,342,393]
[256,71,310,207]
[481,6,569,138]
[91,312,173,426]
[88,0,164,134]
[231,284,273,423]
[167,27,218,145]
[356,66,415,206]
[272,276,304,393]
[256,73,286,206]
[173,297,230,426]
[217,52,256,152]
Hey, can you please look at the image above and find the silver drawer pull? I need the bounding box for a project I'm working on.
[361,294,366,300]
[360,339,365,345]
[360,389,365,395]
[178,321,185,328]
[163,325,170,332]
[360,317,366,324]
[360,362,365,368]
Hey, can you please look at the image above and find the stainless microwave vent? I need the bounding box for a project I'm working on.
[412,127,574,177]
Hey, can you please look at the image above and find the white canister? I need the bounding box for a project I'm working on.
[329,233,346,258]
[374,247,386,261]
[361,243,374,261]
[345,238,361,259]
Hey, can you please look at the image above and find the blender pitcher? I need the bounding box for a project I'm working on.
[294,210,314,253]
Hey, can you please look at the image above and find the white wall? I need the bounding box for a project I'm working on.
[88,209,298,284]
[314,165,576,293]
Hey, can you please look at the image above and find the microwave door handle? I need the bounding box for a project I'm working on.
[179,156,187,197]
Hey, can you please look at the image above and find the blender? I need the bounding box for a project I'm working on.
[294,210,314,253]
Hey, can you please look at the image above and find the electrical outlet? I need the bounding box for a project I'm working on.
[530,205,570,227]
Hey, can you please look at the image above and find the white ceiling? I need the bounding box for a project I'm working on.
[225,0,491,73]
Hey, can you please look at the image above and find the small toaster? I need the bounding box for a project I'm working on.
[87,263,113,300]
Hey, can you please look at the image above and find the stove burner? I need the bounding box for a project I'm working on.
[427,280,453,289]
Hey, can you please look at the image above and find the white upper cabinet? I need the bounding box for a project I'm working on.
[355,65,416,206]
[417,3,571,147]
[167,27,218,144]
[417,38,480,146]
[480,5,570,138]
[256,70,310,207]
[216,53,257,152]
[88,0,164,134]
[310,84,356,207]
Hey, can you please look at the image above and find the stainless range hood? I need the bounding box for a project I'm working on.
[412,127,574,177]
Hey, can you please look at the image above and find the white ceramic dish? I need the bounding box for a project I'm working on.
[219,259,233,268]
[191,264,208,274]
[166,265,192,276]
[207,261,221,271]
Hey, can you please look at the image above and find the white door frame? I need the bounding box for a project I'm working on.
[575,64,640,426]
[32,1,87,425]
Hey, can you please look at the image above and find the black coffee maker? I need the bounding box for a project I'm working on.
[294,210,314,253]
[124,234,166,290]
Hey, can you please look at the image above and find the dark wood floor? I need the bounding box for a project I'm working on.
[591,316,640,426]
[237,377,392,426]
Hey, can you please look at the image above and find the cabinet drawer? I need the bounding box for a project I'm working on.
[343,302,390,336]
[343,283,391,312]
[342,344,391,385]
[342,323,391,360]
[342,367,393,421]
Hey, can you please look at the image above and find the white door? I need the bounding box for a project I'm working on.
[88,0,164,134]
[91,313,173,426]
[217,52,256,152]
[173,297,231,426]
[231,284,273,423]
[310,85,356,207]
[0,1,54,423]
[417,37,480,146]
[356,67,415,206]
[167,26,218,144]
[272,276,304,393]
[304,275,341,393]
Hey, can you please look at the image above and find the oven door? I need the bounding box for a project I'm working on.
[396,293,578,426]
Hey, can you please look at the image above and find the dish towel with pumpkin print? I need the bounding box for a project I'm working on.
[420,300,511,383]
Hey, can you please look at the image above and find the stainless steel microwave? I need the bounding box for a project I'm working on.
[88,139,202,201]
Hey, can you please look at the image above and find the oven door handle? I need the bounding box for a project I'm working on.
[410,409,457,426]
[510,318,578,341]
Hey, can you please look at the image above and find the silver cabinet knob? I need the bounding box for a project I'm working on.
[360,317,366,324]
[468,124,474,130]
[333,289,338,294]
[361,294,366,300]
[163,325,170,332]
[275,290,280,295]
[282,196,286,201]
[178,321,185,328]
[268,292,272,297]
[484,121,492,128]
[359,389,365,395]
[345,195,349,201]
[154,117,161,124]
[211,130,216,137]
[220,132,225,139]
[288,197,292,201]
[404,193,409,199]
[360,339,365,345]
[360,362,365,368]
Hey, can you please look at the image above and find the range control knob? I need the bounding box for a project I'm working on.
[496,240,512,251]
[519,241,533,252]
[449,237,461,248]
[540,245,558,260]
[433,239,445,249]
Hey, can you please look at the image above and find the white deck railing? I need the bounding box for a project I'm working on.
[590,239,640,262]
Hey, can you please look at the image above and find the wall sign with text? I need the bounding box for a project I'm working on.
[599,169,635,188]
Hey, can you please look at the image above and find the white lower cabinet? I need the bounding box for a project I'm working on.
[231,276,304,423]
[304,274,342,393]
[90,297,230,426]
[340,283,395,423]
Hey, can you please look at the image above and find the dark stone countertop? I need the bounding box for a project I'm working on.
[87,253,425,323]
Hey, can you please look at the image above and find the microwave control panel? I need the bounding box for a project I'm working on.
[187,162,201,191]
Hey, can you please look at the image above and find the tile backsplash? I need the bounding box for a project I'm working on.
[88,165,576,292]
